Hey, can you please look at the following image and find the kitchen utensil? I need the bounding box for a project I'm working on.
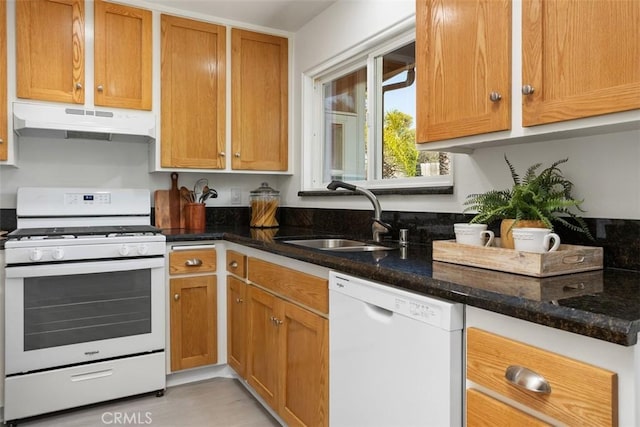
[200,185,210,202]
[199,187,218,203]
[154,173,186,229]
[193,178,208,203]
[168,173,182,229]
[180,186,193,203]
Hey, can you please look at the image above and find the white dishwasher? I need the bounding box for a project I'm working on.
[329,271,463,427]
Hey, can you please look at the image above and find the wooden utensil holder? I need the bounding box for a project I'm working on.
[185,203,205,230]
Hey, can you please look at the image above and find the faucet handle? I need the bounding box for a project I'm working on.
[373,218,393,231]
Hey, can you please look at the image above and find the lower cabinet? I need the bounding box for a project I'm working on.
[466,327,617,426]
[168,247,217,372]
[227,253,328,427]
[227,276,247,377]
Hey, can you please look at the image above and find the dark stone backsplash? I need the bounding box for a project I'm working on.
[2,206,638,271]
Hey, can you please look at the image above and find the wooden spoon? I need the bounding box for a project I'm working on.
[180,186,193,203]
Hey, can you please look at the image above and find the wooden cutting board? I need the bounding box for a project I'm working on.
[154,172,185,229]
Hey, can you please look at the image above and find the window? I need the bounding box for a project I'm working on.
[302,30,452,191]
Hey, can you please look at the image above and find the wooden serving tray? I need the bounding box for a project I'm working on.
[432,261,603,300]
[432,240,603,277]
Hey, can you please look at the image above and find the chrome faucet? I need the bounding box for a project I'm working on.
[327,180,392,242]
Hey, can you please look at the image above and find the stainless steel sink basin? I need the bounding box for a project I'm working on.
[283,238,395,252]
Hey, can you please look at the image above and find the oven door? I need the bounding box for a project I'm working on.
[4,257,165,375]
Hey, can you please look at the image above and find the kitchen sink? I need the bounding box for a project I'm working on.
[283,238,395,252]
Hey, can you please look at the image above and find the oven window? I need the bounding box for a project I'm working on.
[23,270,152,351]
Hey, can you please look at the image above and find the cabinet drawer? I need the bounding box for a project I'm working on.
[248,257,328,314]
[169,249,217,274]
[467,388,550,427]
[467,328,617,427]
[226,250,247,278]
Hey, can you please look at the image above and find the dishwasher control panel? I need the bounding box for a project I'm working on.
[329,271,463,331]
[395,298,441,324]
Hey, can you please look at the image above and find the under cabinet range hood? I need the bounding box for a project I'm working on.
[12,102,156,142]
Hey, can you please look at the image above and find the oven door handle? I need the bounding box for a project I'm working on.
[5,257,165,278]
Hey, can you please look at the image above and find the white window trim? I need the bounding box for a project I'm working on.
[301,17,454,191]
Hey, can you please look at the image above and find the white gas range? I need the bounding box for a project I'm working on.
[3,188,166,424]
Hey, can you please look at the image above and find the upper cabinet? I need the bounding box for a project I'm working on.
[416,0,511,142]
[521,0,640,126]
[16,0,152,110]
[160,14,226,169]
[416,0,640,150]
[16,0,85,104]
[231,29,288,171]
[0,0,7,161]
[94,0,152,110]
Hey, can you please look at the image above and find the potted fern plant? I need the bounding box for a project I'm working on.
[464,156,594,248]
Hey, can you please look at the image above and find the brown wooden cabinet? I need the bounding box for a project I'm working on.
[94,0,152,110]
[246,285,280,408]
[466,327,617,426]
[16,0,152,110]
[415,0,511,143]
[16,0,85,104]
[226,250,248,378]
[230,256,328,427]
[467,388,551,427]
[246,284,328,427]
[168,248,217,371]
[0,0,6,161]
[160,15,226,168]
[231,29,288,171]
[227,276,247,378]
[521,0,640,126]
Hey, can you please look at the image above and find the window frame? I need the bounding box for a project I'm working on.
[301,24,454,192]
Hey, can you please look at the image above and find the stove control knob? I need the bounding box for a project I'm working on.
[119,245,131,256]
[30,248,43,261]
[138,244,149,255]
[52,247,65,260]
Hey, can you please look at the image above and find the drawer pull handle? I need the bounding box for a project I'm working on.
[505,365,551,394]
[229,261,239,269]
[71,369,113,382]
[185,258,203,267]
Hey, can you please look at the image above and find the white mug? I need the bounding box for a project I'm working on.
[454,223,494,247]
[512,228,561,253]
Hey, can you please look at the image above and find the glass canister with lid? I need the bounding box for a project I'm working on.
[250,182,280,228]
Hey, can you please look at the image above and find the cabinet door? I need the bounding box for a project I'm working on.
[94,0,151,110]
[227,276,247,377]
[467,389,551,427]
[16,0,85,104]
[161,15,226,169]
[0,0,6,161]
[170,275,217,371]
[246,285,280,409]
[522,0,640,126]
[279,300,328,427]
[416,0,511,143]
[231,29,288,171]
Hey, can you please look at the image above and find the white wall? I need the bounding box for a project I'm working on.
[285,0,640,220]
[0,136,282,209]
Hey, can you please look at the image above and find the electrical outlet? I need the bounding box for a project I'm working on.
[230,188,242,205]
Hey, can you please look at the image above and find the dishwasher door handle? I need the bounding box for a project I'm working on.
[364,302,394,322]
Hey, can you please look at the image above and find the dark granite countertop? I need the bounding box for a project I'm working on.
[171,226,640,346]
